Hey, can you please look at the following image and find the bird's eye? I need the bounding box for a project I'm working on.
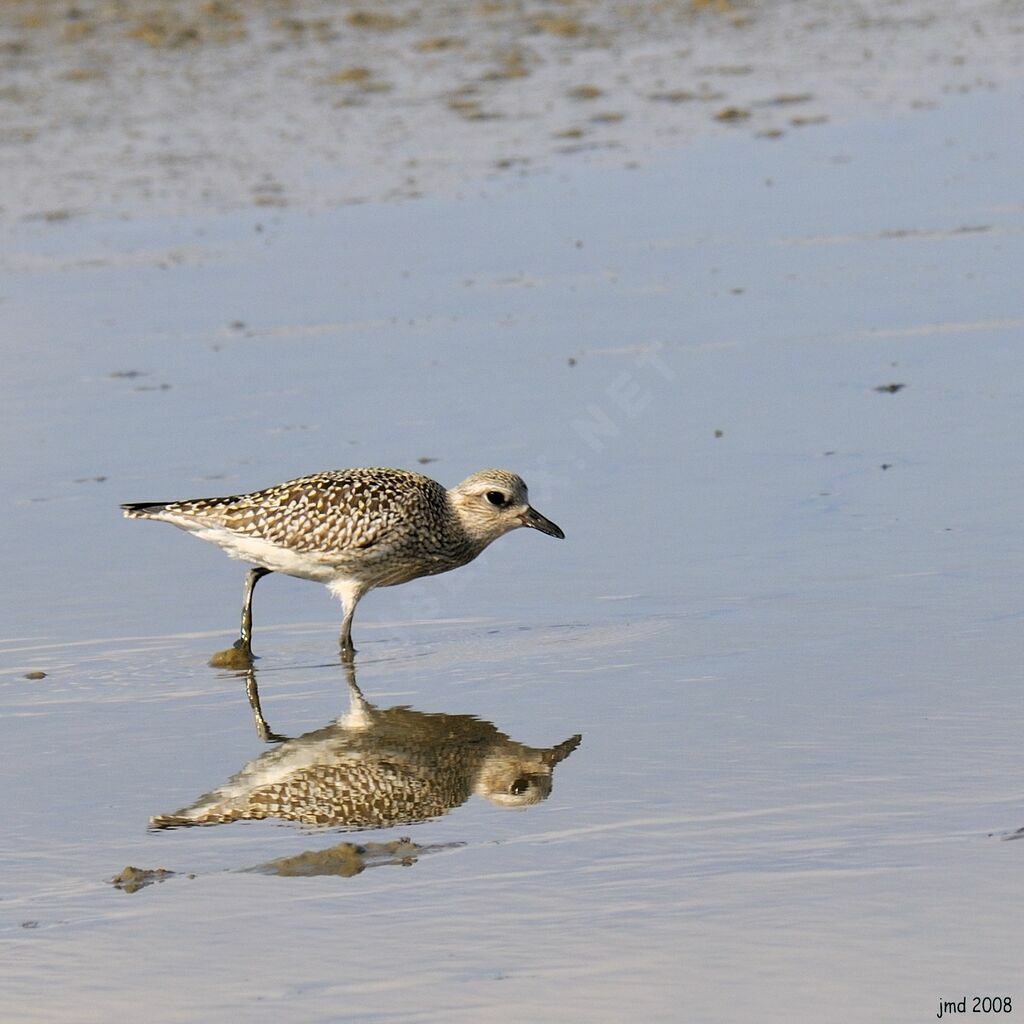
[509,778,530,795]
[486,491,506,507]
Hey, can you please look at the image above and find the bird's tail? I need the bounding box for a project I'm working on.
[149,806,249,829]
[121,501,171,519]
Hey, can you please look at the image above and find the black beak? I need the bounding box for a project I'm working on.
[520,506,565,539]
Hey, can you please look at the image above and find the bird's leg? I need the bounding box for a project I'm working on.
[338,593,362,660]
[339,609,356,660]
[328,581,364,661]
[236,567,272,655]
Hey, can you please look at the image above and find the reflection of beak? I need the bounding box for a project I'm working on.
[542,734,582,767]
[519,506,565,539]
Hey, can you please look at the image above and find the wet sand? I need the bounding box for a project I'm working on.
[2,0,1022,218]
[3,3,1024,1021]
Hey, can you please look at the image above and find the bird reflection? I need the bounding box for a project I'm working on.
[151,663,581,831]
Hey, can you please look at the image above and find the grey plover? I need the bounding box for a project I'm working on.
[150,664,581,829]
[122,467,564,657]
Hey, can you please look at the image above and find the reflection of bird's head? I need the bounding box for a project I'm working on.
[474,734,582,809]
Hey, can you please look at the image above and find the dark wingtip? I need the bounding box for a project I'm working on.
[121,501,168,519]
[148,815,185,830]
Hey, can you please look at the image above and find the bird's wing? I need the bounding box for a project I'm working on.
[217,471,444,555]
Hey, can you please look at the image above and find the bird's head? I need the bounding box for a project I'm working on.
[448,469,564,547]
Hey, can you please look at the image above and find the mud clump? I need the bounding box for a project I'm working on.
[253,839,423,878]
[346,11,406,31]
[713,106,751,122]
[209,646,254,670]
[568,84,603,101]
[111,865,175,893]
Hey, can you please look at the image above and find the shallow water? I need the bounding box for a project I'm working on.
[3,60,1024,1024]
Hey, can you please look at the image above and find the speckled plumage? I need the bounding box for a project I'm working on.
[150,672,581,830]
[122,466,564,655]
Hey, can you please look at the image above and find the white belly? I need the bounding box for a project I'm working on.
[185,524,340,583]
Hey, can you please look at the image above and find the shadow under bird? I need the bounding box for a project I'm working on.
[121,466,564,658]
[150,664,581,831]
